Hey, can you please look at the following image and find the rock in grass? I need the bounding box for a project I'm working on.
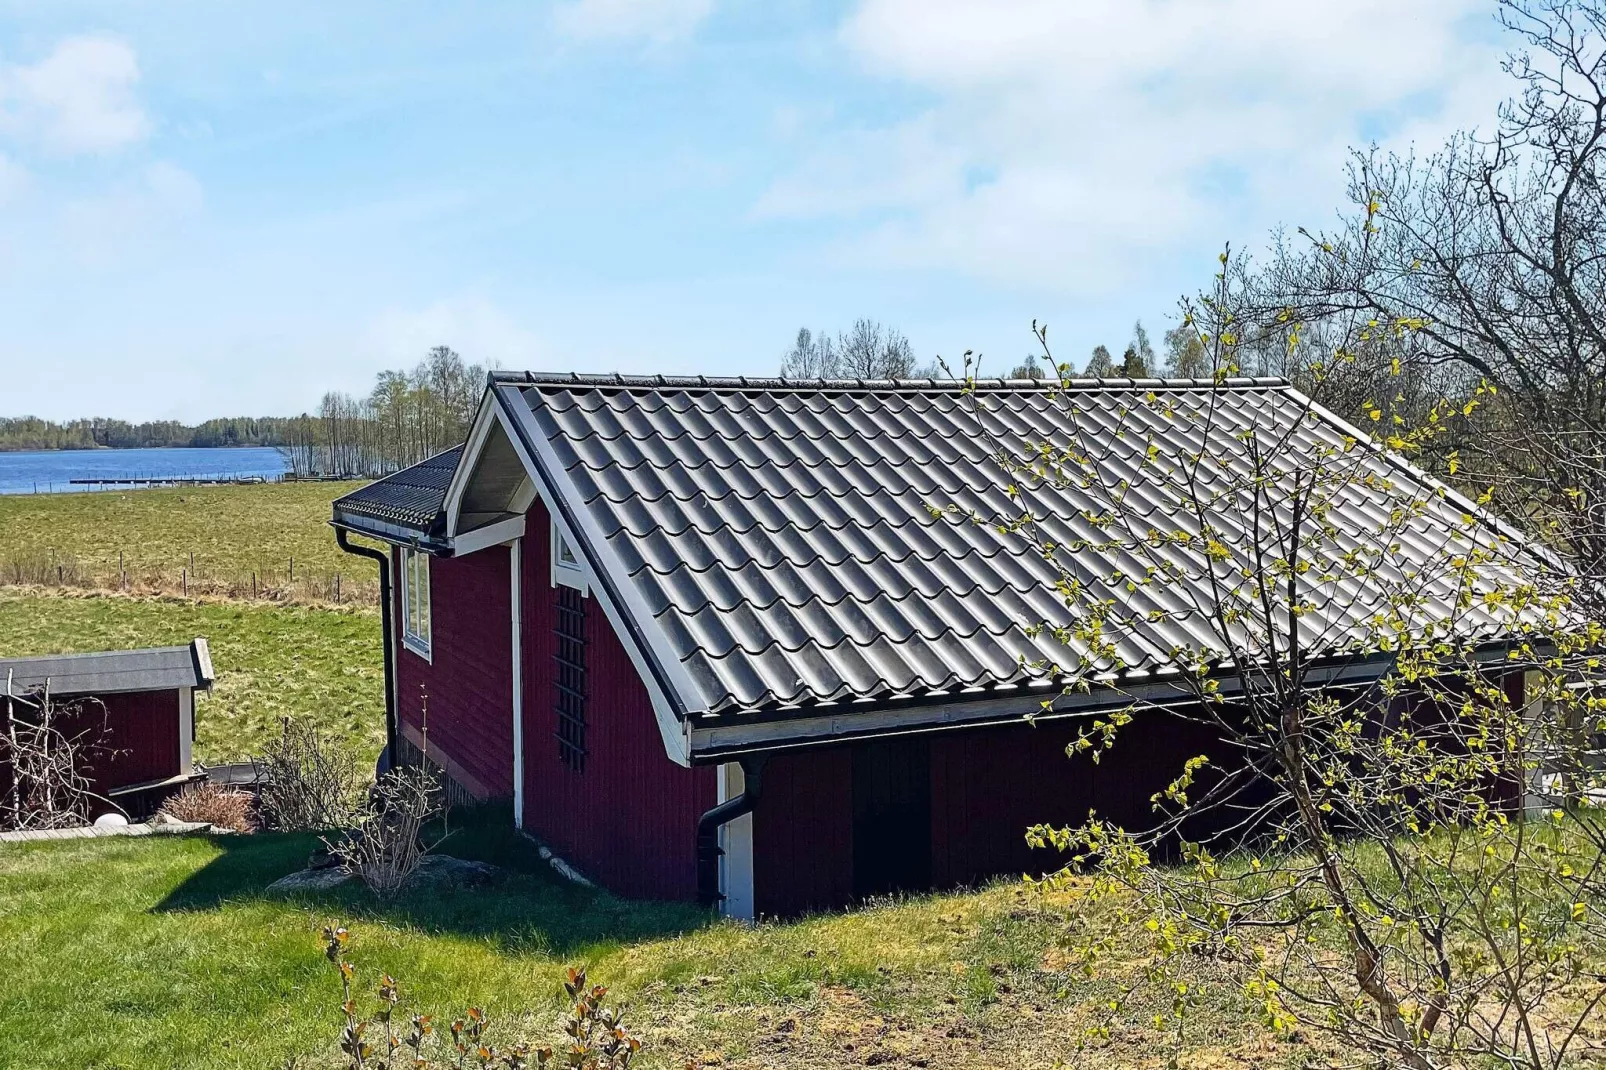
[265,854,501,896]
[265,865,353,894]
[404,854,502,889]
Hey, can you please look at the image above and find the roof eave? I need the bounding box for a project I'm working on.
[329,513,454,556]
[685,642,1540,761]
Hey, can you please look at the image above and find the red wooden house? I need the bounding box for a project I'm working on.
[0,640,213,819]
[332,373,1533,918]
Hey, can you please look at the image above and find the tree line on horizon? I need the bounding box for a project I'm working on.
[778,317,1211,382]
[0,414,297,453]
[0,348,488,478]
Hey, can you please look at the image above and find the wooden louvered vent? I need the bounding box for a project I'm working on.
[555,585,587,772]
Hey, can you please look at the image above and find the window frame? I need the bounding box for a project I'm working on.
[400,547,433,661]
[551,518,589,594]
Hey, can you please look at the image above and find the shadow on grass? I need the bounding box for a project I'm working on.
[153,806,715,958]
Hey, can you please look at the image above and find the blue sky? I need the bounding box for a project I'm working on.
[1,0,1513,422]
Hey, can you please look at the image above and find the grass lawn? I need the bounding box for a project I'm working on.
[0,481,373,604]
[0,824,1290,1070]
[0,589,384,763]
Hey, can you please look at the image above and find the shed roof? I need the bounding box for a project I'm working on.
[331,446,461,539]
[0,639,214,699]
[484,373,1540,719]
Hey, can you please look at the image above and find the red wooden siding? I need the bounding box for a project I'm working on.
[519,497,716,901]
[752,710,1235,915]
[0,688,184,815]
[394,546,514,800]
[90,690,183,793]
[752,745,855,916]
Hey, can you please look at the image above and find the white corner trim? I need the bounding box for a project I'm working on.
[511,537,525,829]
[492,384,706,767]
[452,513,526,557]
[718,763,755,922]
[178,688,194,772]
[191,637,214,689]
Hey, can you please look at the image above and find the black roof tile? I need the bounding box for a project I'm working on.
[498,373,1542,715]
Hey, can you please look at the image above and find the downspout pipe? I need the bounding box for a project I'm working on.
[696,755,767,909]
[335,527,398,769]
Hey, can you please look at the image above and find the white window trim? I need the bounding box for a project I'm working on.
[551,518,589,595]
[400,548,433,661]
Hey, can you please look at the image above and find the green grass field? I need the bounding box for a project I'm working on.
[0,828,1284,1070]
[0,481,373,604]
[0,589,384,763]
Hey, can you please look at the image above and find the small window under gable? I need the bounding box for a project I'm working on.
[400,548,432,659]
[551,519,588,593]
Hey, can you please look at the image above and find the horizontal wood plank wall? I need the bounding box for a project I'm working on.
[519,497,715,901]
[394,545,514,801]
[751,745,854,916]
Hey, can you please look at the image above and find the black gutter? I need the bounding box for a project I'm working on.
[335,527,399,767]
[695,755,767,908]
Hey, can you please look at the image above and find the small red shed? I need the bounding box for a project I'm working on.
[0,640,213,820]
[332,373,1538,919]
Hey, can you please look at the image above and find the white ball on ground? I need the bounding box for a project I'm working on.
[93,812,129,828]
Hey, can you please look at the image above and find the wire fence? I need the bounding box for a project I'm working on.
[0,550,379,607]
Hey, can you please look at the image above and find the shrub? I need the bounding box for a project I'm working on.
[159,781,254,832]
[322,925,641,1069]
[328,763,447,897]
[254,717,361,831]
[0,688,109,832]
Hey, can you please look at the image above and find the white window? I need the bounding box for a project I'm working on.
[401,548,432,658]
[551,519,589,593]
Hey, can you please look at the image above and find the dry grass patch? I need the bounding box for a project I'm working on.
[0,480,374,605]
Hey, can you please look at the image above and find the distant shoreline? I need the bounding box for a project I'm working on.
[0,444,285,454]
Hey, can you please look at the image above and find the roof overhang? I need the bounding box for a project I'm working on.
[1,638,216,700]
[684,643,1539,762]
[329,513,454,554]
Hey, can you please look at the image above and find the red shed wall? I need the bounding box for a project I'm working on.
[752,745,855,916]
[751,709,1234,916]
[394,545,514,800]
[91,690,183,794]
[0,688,183,813]
[518,497,716,901]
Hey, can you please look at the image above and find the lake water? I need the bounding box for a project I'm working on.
[0,446,289,496]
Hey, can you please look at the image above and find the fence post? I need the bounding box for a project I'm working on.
[182,569,188,598]
[252,572,257,599]
[335,573,341,603]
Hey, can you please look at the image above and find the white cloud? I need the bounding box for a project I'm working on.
[0,36,149,155]
[553,0,713,42]
[364,296,542,371]
[761,0,1511,294]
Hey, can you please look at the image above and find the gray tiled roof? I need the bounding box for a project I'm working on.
[332,446,461,534]
[505,374,1534,717]
[1,640,214,698]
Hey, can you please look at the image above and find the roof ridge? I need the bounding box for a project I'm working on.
[490,370,1291,392]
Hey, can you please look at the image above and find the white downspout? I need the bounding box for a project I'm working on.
[510,537,524,828]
